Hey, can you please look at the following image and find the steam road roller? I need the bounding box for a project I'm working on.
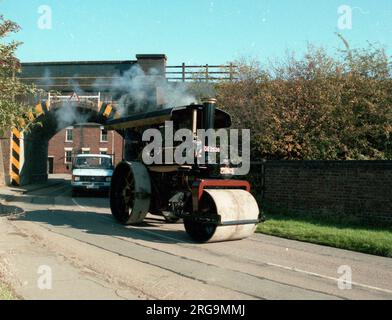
[105,99,261,243]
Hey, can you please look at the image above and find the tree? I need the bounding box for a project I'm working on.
[0,15,40,136]
[216,42,392,160]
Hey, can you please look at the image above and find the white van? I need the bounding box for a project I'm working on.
[71,154,114,196]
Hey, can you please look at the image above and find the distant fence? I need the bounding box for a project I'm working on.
[166,63,238,82]
[248,160,392,222]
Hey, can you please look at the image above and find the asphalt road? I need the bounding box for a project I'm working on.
[1,176,392,300]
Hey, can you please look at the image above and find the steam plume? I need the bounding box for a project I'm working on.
[94,65,197,116]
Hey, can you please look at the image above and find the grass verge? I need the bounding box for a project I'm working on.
[256,213,392,258]
[0,282,15,300]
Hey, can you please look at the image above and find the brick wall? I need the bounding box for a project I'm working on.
[48,125,123,174]
[250,161,392,221]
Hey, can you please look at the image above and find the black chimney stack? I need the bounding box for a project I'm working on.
[202,98,217,130]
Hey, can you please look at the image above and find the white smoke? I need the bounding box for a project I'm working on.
[51,64,197,129]
[36,68,90,130]
[53,76,92,130]
[38,68,54,89]
[54,101,90,130]
[157,81,197,108]
[94,65,197,116]
[68,75,85,95]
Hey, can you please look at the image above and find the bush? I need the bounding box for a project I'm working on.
[215,41,392,160]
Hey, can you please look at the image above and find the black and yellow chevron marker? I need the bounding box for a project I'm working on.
[43,100,50,113]
[11,101,50,186]
[27,101,50,122]
[98,102,106,117]
[10,128,21,186]
[98,102,119,120]
[98,101,104,113]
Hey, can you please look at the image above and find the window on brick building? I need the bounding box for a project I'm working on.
[100,127,108,142]
[65,127,73,142]
[64,149,73,164]
[82,148,90,154]
[99,148,108,164]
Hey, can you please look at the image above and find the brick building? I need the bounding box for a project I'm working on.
[48,124,123,174]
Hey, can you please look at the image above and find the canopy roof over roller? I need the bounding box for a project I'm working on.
[104,104,232,130]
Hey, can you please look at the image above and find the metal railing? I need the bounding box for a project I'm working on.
[166,63,238,82]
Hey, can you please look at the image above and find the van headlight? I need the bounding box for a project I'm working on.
[106,177,112,182]
[74,176,81,182]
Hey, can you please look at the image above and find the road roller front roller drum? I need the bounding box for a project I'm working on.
[184,189,260,243]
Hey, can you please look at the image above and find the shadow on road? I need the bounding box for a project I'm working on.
[72,190,110,199]
[17,208,193,244]
[0,188,110,208]
[0,203,24,217]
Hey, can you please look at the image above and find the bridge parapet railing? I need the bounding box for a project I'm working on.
[47,92,102,112]
[166,63,238,82]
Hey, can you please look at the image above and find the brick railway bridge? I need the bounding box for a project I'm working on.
[0,55,237,186]
[0,55,169,186]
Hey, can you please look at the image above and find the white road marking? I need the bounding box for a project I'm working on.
[266,262,392,295]
[72,198,87,210]
[121,224,392,295]
[115,224,392,295]
[67,197,392,297]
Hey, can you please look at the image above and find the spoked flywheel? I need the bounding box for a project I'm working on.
[110,161,151,225]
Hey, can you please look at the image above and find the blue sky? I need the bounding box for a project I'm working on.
[1,0,391,65]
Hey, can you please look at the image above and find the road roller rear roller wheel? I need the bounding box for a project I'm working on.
[184,189,260,243]
[110,161,151,225]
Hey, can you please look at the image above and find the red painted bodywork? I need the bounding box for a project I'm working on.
[192,179,251,212]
